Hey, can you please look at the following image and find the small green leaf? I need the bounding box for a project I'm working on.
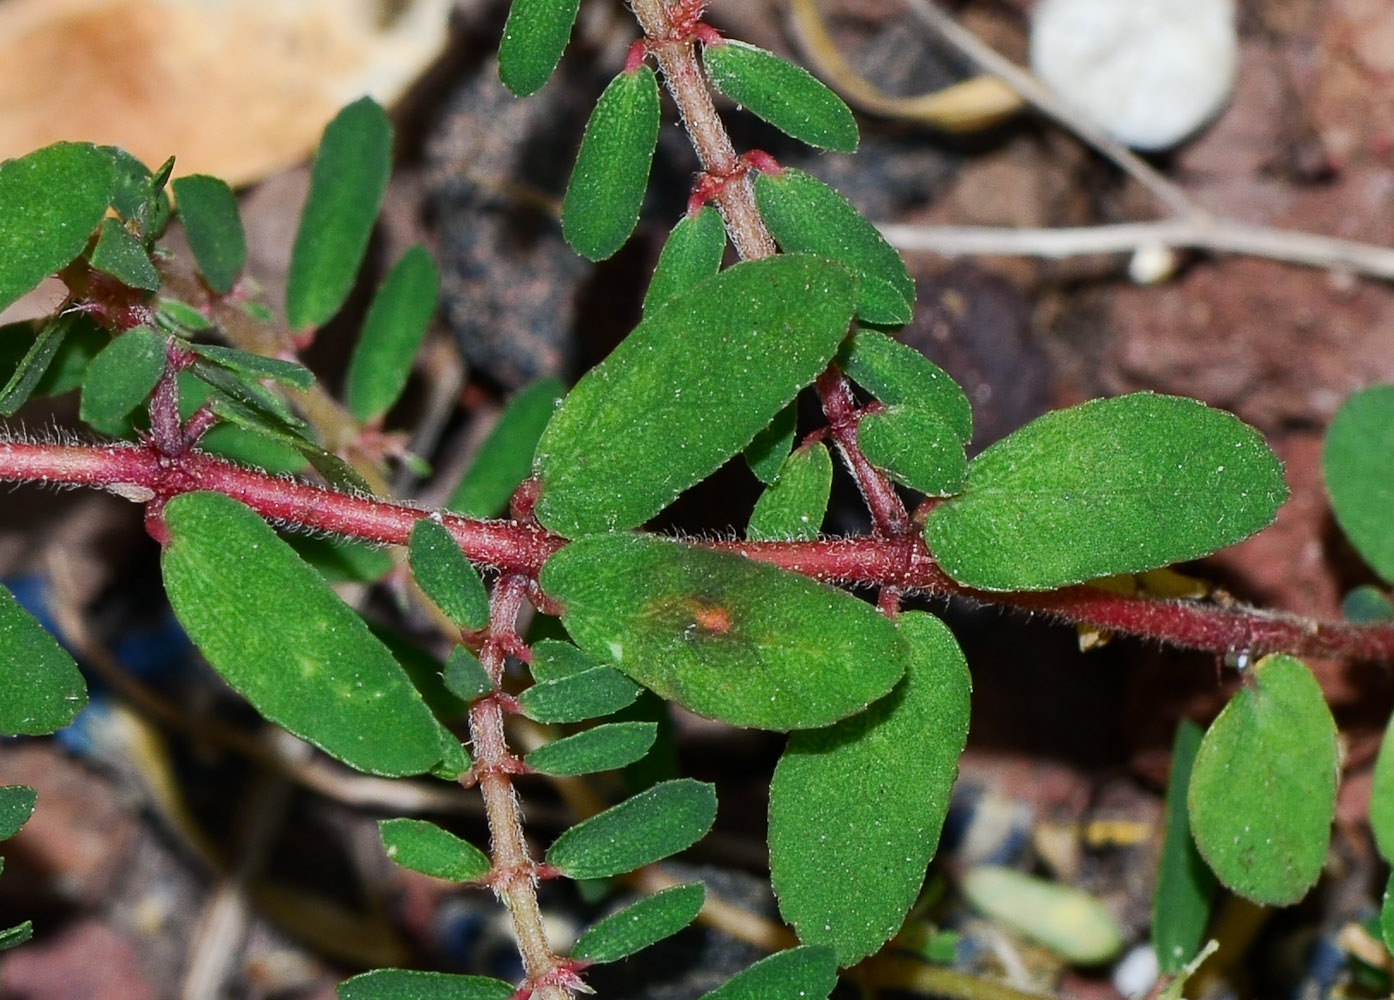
[1188,654,1337,906]
[534,255,857,536]
[745,404,798,486]
[346,245,440,424]
[1324,386,1394,584]
[431,738,471,782]
[961,867,1123,965]
[337,969,513,1000]
[172,174,245,294]
[562,66,661,262]
[837,329,971,443]
[80,327,166,432]
[542,535,907,731]
[408,520,490,631]
[857,405,966,497]
[89,218,160,291]
[1342,585,1394,624]
[1369,712,1394,863]
[769,612,969,965]
[755,168,913,325]
[378,818,491,882]
[102,147,171,242]
[545,779,717,879]
[188,356,305,430]
[0,314,70,416]
[161,492,445,776]
[188,343,314,391]
[698,946,838,1000]
[0,786,37,840]
[443,647,494,703]
[0,584,86,736]
[573,882,705,963]
[519,665,641,724]
[747,441,832,541]
[0,922,33,953]
[529,638,598,682]
[702,40,858,152]
[0,142,114,315]
[498,0,582,96]
[155,297,213,333]
[286,98,393,330]
[525,722,658,776]
[644,207,727,315]
[1152,719,1216,975]
[447,378,565,518]
[926,393,1289,591]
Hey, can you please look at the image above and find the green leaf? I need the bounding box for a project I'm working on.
[102,147,171,242]
[408,520,490,631]
[1382,872,1394,956]
[519,665,641,724]
[346,245,440,424]
[1369,711,1394,863]
[644,207,727,315]
[744,403,798,486]
[80,327,166,432]
[837,329,971,443]
[1324,386,1394,584]
[188,343,314,391]
[541,534,907,731]
[1342,585,1394,624]
[1152,719,1216,975]
[926,393,1289,591]
[378,818,491,882]
[188,356,305,431]
[498,0,582,96]
[960,867,1123,965]
[0,314,73,416]
[337,969,513,1000]
[0,922,33,953]
[529,638,598,681]
[0,142,113,315]
[172,174,245,294]
[525,722,658,776]
[545,779,717,879]
[698,946,838,1000]
[534,255,857,535]
[573,882,705,963]
[768,612,969,965]
[0,786,37,840]
[1188,654,1337,905]
[89,217,160,291]
[161,492,446,776]
[443,646,494,703]
[447,378,565,518]
[177,373,309,474]
[702,40,858,153]
[562,66,661,262]
[0,584,86,736]
[286,98,393,329]
[747,441,832,541]
[755,168,913,325]
[857,405,966,497]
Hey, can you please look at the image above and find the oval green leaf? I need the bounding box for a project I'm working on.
[698,946,838,1000]
[161,491,445,776]
[768,612,969,965]
[0,142,113,315]
[572,882,705,963]
[542,534,907,731]
[0,584,86,736]
[443,646,494,703]
[408,520,490,631]
[337,969,512,1000]
[187,344,313,391]
[447,378,564,518]
[0,786,37,841]
[286,97,393,330]
[702,40,858,153]
[378,818,491,882]
[562,66,661,262]
[525,721,658,776]
[534,255,857,536]
[926,393,1289,591]
[747,441,832,541]
[857,404,966,497]
[518,665,641,724]
[643,206,727,315]
[960,866,1123,965]
[744,404,797,487]
[346,245,440,424]
[1367,710,1394,863]
[1152,719,1216,975]
[172,174,246,295]
[89,217,159,291]
[1323,386,1394,584]
[754,168,913,325]
[837,329,971,442]
[545,778,717,879]
[1187,654,1337,906]
[80,327,166,433]
[498,0,582,97]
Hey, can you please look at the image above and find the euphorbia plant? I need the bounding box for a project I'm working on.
[4,1,1394,997]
